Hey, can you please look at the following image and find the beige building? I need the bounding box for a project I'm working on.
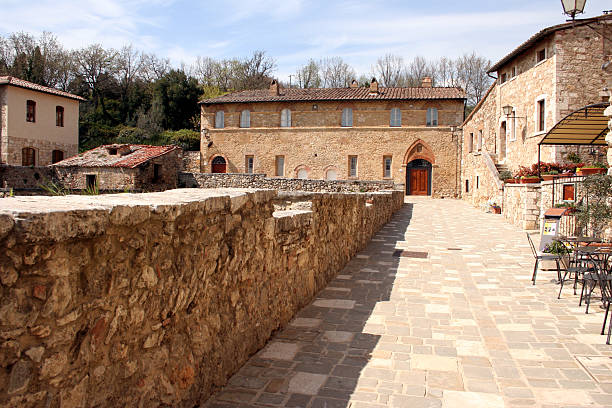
[200,79,465,197]
[462,14,612,207]
[0,76,84,166]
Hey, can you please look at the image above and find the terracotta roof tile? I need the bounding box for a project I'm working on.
[0,76,86,101]
[53,144,179,168]
[200,86,466,104]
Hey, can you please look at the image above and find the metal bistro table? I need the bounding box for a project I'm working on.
[574,245,612,312]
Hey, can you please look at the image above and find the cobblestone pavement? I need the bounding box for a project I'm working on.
[204,197,612,408]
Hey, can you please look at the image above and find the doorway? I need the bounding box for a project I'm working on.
[499,121,507,161]
[211,156,227,173]
[406,159,432,196]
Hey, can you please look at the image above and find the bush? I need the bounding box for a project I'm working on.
[116,126,153,144]
[499,170,513,180]
[160,129,200,151]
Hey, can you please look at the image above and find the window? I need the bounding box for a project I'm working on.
[22,147,35,166]
[383,156,392,178]
[348,155,358,178]
[153,164,161,182]
[280,109,291,127]
[215,111,224,129]
[240,110,250,128]
[86,174,97,190]
[56,106,64,127]
[245,155,254,173]
[426,108,438,126]
[325,168,337,180]
[390,108,401,127]
[500,73,507,84]
[510,109,517,141]
[468,133,474,153]
[511,66,517,78]
[477,130,483,151]
[537,48,546,63]
[465,179,470,193]
[341,108,353,127]
[275,155,285,176]
[51,150,64,164]
[537,99,546,132]
[476,176,480,189]
[26,100,36,122]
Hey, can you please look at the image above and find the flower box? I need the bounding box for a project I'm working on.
[541,174,556,181]
[520,178,541,184]
[504,179,517,184]
[576,168,606,176]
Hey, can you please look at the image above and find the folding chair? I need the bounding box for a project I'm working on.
[526,233,561,285]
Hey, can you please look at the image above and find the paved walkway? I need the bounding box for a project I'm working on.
[204,197,612,408]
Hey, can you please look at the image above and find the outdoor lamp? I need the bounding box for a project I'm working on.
[502,105,513,116]
[561,0,586,20]
[450,125,457,133]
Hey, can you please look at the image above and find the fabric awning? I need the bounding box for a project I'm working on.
[539,103,610,146]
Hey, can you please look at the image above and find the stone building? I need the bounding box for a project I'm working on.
[53,144,182,192]
[0,76,84,166]
[462,14,612,208]
[200,78,466,197]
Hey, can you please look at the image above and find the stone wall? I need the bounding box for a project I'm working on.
[0,165,56,191]
[0,187,403,407]
[179,172,397,193]
[182,151,201,173]
[503,183,542,230]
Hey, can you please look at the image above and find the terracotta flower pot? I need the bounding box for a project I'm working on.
[577,168,606,176]
[541,174,556,181]
[521,178,541,184]
[504,179,517,184]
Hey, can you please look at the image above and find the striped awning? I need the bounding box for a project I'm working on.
[539,103,610,146]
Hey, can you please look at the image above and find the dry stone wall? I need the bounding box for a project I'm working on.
[503,183,542,230]
[0,187,403,407]
[179,172,396,193]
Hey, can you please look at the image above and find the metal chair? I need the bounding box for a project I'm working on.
[526,233,561,285]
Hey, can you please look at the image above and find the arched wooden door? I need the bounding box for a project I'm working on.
[211,156,227,173]
[406,159,432,196]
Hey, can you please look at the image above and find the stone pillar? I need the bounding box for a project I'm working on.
[606,103,612,175]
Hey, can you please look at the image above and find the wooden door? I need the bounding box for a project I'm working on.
[211,162,226,173]
[410,169,428,195]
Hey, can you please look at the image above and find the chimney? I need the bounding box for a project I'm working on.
[369,77,379,94]
[421,77,432,88]
[350,79,359,88]
[269,79,280,95]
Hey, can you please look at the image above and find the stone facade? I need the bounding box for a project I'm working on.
[0,165,55,191]
[179,172,396,192]
[200,82,465,198]
[462,15,612,214]
[0,78,82,166]
[183,151,202,173]
[502,183,542,230]
[0,187,403,407]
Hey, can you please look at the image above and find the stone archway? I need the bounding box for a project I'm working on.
[403,140,435,196]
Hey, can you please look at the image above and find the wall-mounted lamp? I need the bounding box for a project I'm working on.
[560,0,586,20]
[207,141,213,148]
[502,105,526,120]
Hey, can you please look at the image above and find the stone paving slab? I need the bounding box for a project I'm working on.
[203,197,612,408]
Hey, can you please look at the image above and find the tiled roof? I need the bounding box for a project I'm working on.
[0,76,86,101]
[200,86,466,104]
[488,14,612,73]
[53,144,179,168]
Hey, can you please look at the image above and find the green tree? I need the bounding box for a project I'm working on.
[152,70,201,130]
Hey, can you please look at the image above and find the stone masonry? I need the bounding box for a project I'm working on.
[0,188,403,407]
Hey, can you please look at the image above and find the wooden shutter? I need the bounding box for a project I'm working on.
[215,111,224,128]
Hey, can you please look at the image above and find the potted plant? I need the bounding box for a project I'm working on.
[576,162,607,176]
[488,199,502,214]
[521,175,541,184]
[554,202,578,215]
[498,170,515,184]
[543,239,572,269]
[575,174,612,239]
[541,170,559,181]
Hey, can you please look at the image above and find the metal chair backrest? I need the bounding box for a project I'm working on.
[526,233,538,258]
[592,252,612,300]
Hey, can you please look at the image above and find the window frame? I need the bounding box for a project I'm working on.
[383,156,392,178]
[240,110,250,128]
[426,108,438,127]
[348,155,358,178]
[275,155,285,176]
[56,106,64,127]
[280,109,291,127]
[51,149,64,164]
[390,108,401,127]
[536,48,546,64]
[215,111,224,129]
[26,100,36,122]
[468,133,474,153]
[341,108,353,127]
[245,155,254,174]
[535,96,547,134]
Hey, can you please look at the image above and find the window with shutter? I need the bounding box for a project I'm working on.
[280,109,291,127]
[240,110,250,128]
[426,108,438,126]
[341,108,353,127]
[390,108,401,127]
[215,111,224,128]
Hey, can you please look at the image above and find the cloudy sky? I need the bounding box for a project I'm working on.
[1,0,610,80]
